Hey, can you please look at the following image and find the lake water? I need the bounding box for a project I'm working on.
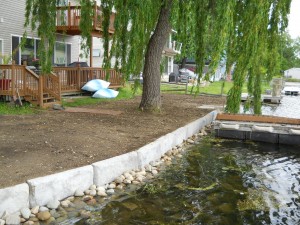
[70,138,300,225]
[262,96,300,119]
[57,95,300,225]
[240,95,300,119]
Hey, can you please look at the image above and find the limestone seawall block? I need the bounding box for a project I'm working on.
[28,165,93,207]
[136,131,180,167]
[0,183,29,216]
[136,140,164,168]
[93,151,139,186]
[209,110,218,121]
[203,110,218,126]
[171,126,188,146]
[154,132,176,155]
[185,117,207,137]
[183,111,217,138]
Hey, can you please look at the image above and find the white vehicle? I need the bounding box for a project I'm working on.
[179,68,197,83]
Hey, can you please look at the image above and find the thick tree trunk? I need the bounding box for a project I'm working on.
[139,0,172,111]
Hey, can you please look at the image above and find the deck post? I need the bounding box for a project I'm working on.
[38,75,43,107]
[93,1,97,30]
[57,72,62,102]
[22,61,27,92]
[11,61,16,97]
[77,63,81,91]
[68,2,71,28]
[90,36,93,67]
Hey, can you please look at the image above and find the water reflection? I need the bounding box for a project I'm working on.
[261,96,300,119]
[218,141,300,225]
[77,139,300,225]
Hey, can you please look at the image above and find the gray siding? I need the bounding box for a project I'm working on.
[0,0,36,57]
[0,0,79,64]
[56,34,80,63]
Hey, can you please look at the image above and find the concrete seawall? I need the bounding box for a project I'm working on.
[0,110,218,215]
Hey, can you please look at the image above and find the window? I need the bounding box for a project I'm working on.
[0,39,3,64]
[55,42,66,65]
[21,38,35,65]
[54,42,71,66]
[57,0,68,6]
[12,36,20,65]
[56,0,68,26]
[67,44,71,65]
[12,36,37,66]
[12,36,71,66]
[93,49,101,57]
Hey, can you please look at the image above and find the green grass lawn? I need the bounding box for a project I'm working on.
[62,84,142,107]
[161,81,235,95]
[0,102,36,115]
[0,85,141,114]
[161,81,271,95]
[285,78,300,82]
[0,81,272,114]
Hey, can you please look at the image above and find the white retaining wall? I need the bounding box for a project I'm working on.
[28,165,94,208]
[0,184,29,216]
[93,151,140,186]
[0,110,218,215]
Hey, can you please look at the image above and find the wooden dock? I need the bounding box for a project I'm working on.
[281,86,300,96]
[214,114,300,146]
[241,93,282,104]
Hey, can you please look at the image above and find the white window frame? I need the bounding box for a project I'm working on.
[11,34,22,64]
[11,35,41,65]
[21,37,39,65]
[57,0,68,6]
[0,39,3,64]
[54,41,72,66]
[93,49,101,57]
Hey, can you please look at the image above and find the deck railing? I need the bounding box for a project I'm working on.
[56,2,115,34]
[52,67,123,93]
[1,64,122,106]
[0,64,61,107]
[24,67,40,105]
[0,64,40,99]
[42,72,62,102]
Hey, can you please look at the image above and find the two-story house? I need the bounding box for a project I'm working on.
[0,0,82,67]
[161,30,182,81]
[0,0,122,108]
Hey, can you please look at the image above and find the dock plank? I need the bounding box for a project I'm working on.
[216,114,300,125]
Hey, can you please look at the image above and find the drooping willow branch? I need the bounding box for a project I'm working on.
[24,0,291,112]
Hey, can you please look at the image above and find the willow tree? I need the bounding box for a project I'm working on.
[24,0,57,73]
[25,0,291,113]
[225,0,291,114]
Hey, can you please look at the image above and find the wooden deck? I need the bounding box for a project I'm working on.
[216,113,300,125]
[0,64,123,108]
[56,2,115,37]
[53,66,123,93]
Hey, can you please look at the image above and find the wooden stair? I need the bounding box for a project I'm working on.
[42,93,61,108]
[24,92,61,108]
[21,70,62,108]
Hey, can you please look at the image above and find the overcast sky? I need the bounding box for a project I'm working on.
[287,0,300,39]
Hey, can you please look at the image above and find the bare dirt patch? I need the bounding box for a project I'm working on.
[0,94,225,188]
